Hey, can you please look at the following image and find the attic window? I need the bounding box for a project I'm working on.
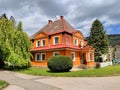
[36,40,40,47]
[54,36,59,45]
[74,38,78,46]
[42,39,46,46]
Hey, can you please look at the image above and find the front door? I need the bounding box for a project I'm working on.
[80,53,86,64]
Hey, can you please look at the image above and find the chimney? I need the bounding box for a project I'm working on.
[48,20,52,25]
[60,16,64,20]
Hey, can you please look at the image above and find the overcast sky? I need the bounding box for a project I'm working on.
[0,0,120,37]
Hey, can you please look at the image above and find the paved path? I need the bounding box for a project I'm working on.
[0,70,120,90]
[0,70,61,90]
[37,76,120,90]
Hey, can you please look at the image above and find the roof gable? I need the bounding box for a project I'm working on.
[35,32,47,39]
[74,31,84,39]
[30,16,83,39]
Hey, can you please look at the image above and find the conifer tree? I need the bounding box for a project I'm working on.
[88,19,109,62]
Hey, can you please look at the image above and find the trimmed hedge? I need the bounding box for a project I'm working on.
[47,55,73,72]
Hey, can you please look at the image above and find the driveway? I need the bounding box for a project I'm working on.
[0,70,120,90]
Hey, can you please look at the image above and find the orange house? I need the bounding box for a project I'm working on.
[30,16,95,68]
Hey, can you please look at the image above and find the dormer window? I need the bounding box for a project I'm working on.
[42,39,46,46]
[54,36,59,45]
[74,38,78,46]
[36,40,40,47]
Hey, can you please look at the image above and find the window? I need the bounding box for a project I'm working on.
[42,39,46,46]
[35,53,46,61]
[74,38,78,46]
[35,53,40,61]
[90,53,92,60]
[54,36,59,45]
[53,52,59,56]
[80,40,83,47]
[41,53,46,61]
[71,52,75,61]
[36,40,40,47]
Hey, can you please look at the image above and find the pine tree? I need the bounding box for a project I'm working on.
[88,19,109,62]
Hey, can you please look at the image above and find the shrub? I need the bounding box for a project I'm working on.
[47,55,73,72]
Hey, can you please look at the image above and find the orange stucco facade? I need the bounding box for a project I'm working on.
[30,16,95,68]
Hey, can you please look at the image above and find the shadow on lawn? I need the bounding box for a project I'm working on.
[46,70,71,73]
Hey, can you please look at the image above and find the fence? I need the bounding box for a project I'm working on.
[100,61,112,68]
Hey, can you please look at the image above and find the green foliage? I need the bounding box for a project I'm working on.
[0,14,31,69]
[17,21,23,31]
[108,34,120,46]
[47,55,73,72]
[0,80,8,89]
[88,19,109,61]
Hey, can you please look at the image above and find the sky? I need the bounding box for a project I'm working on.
[0,0,120,37]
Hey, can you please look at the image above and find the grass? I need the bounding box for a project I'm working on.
[0,80,8,90]
[17,65,120,77]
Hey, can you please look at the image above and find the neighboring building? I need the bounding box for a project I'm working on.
[30,16,95,67]
[108,46,114,61]
[114,45,120,59]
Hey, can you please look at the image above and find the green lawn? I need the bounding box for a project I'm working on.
[18,65,120,77]
[0,80,8,90]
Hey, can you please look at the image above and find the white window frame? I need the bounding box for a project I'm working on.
[42,39,46,46]
[41,53,46,61]
[53,52,59,56]
[71,52,75,61]
[35,53,41,61]
[54,36,59,45]
[36,40,40,47]
[74,38,78,46]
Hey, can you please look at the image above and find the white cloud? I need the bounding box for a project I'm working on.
[0,0,120,37]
